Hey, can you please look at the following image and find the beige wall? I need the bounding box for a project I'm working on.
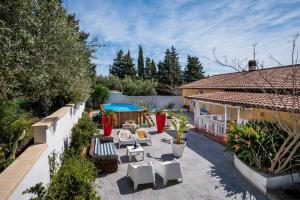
[181,88,224,109]
[199,102,300,126]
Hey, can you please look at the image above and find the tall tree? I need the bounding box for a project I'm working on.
[109,50,125,78]
[145,57,157,80]
[157,46,182,86]
[137,45,144,78]
[183,55,205,83]
[0,0,95,115]
[150,59,157,78]
[124,50,136,77]
[144,57,151,79]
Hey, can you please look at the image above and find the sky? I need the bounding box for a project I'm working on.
[62,0,300,76]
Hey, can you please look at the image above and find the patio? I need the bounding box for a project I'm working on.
[94,125,267,200]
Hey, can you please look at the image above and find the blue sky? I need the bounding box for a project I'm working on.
[62,0,300,76]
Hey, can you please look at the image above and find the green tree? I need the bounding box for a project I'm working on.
[90,84,110,108]
[157,46,182,94]
[0,0,95,115]
[137,45,145,78]
[183,55,205,83]
[109,49,125,78]
[121,76,157,96]
[110,49,136,78]
[124,50,136,77]
[150,59,157,78]
[145,57,156,79]
[0,99,36,170]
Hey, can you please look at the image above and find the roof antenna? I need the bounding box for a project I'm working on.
[252,43,257,61]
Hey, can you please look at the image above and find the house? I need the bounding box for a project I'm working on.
[179,61,300,140]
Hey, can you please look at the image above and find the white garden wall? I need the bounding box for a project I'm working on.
[107,91,184,110]
[0,103,85,200]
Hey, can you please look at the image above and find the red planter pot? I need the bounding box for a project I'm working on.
[156,113,166,133]
[102,115,113,136]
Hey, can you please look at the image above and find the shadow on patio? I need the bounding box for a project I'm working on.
[165,128,266,200]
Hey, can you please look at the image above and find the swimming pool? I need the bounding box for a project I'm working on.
[103,103,143,112]
[102,103,145,127]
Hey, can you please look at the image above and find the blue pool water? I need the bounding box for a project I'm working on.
[103,103,142,111]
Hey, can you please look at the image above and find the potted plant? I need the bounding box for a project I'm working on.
[166,111,175,128]
[155,108,166,133]
[101,110,114,136]
[171,114,188,157]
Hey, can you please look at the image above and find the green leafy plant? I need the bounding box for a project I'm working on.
[226,120,288,172]
[23,154,100,200]
[165,102,175,109]
[121,76,157,96]
[0,98,37,171]
[48,151,59,178]
[167,111,175,119]
[70,112,97,153]
[155,108,166,115]
[171,114,189,144]
[90,84,110,109]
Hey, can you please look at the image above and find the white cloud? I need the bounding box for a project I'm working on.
[63,0,300,75]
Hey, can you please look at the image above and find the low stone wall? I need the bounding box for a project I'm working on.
[234,155,300,195]
[0,103,85,200]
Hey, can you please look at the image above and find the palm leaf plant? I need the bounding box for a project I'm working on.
[171,114,188,144]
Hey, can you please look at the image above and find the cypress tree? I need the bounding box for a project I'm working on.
[137,45,144,78]
[183,55,205,83]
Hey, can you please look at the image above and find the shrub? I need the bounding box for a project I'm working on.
[90,84,110,108]
[121,76,157,96]
[226,120,288,172]
[23,154,100,200]
[0,98,37,171]
[70,112,97,153]
[96,75,122,91]
[47,155,99,200]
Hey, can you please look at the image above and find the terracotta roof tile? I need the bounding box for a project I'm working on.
[187,91,300,112]
[180,65,300,89]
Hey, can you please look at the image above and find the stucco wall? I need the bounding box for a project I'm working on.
[108,91,184,110]
[0,103,85,200]
[197,101,298,123]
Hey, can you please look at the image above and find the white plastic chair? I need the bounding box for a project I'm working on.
[155,158,183,185]
[135,128,152,146]
[118,130,136,148]
[127,161,156,190]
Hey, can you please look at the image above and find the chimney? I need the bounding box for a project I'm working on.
[248,60,257,71]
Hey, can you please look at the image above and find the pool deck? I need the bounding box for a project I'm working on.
[94,125,267,200]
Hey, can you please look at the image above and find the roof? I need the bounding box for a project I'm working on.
[179,65,300,90]
[187,91,300,112]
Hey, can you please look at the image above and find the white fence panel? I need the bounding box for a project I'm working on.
[107,91,184,110]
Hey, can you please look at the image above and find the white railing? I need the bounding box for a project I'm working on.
[201,114,230,121]
[198,115,228,136]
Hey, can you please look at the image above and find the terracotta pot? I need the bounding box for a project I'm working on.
[156,113,166,133]
[102,115,113,136]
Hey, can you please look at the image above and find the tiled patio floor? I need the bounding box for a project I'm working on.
[94,126,267,200]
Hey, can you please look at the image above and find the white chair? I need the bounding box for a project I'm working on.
[135,128,152,146]
[118,130,136,148]
[155,158,183,185]
[127,161,156,190]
